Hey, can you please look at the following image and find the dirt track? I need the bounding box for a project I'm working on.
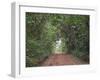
[42,54,86,66]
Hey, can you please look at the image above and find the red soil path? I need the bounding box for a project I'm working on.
[41,54,86,66]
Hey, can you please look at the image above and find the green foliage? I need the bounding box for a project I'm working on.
[26,12,89,67]
[61,15,89,62]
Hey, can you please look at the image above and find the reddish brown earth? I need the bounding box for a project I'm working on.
[41,53,86,66]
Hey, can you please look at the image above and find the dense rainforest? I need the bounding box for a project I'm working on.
[26,12,89,67]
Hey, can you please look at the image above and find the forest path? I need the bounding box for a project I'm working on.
[41,54,86,66]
